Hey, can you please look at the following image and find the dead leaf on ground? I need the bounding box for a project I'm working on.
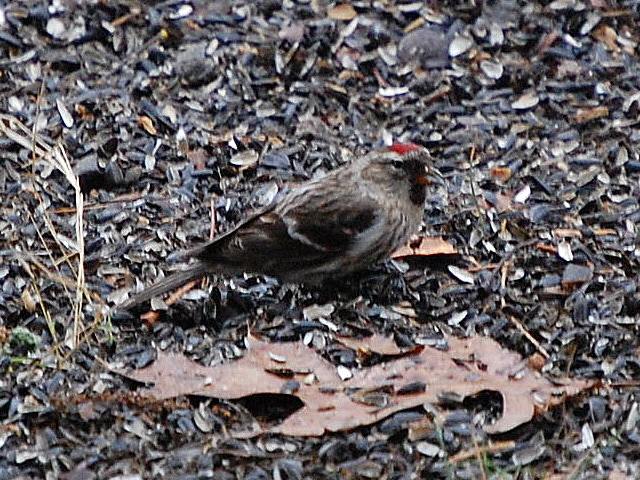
[391,236,457,259]
[607,468,632,480]
[335,333,418,356]
[116,335,593,437]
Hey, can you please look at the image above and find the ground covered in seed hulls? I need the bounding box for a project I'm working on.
[1,1,640,479]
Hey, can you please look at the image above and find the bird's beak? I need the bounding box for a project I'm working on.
[416,165,445,186]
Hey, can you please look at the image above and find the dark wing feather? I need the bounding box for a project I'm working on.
[194,190,379,280]
[286,204,377,252]
[183,197,281,260]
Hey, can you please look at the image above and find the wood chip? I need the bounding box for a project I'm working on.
[576,106,609,123]
[328,4,357,20]
[137,115,157,135]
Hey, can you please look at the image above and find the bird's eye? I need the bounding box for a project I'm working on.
[391,159,404,169]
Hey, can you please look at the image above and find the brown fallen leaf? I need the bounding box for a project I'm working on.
[75,103,95,122]
[391,236,456,259]
[77,401,100,421]
[335,333,418,356]
[0,326,9,344]
[21,288,36,313]
[117,335,593,436]
[607,468,632,480]
[480,191,514,213]
[188,148,208,170]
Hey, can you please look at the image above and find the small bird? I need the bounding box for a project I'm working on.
[118,143,439,310]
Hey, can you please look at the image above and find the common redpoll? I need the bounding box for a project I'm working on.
[118,143,438,310]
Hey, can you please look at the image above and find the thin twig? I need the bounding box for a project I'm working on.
[472,435,488,480]
[165,279,200,306]
[110,7,141,28]
[22,252,102,305]
[449,440,516,463]
[52,144,87,348]
[139,279,200,326]
[16,106,81,285]
[0,114,51,156]
[52,191,144,214]
[489,238,539,283]
[39,211,80,277]
[59,312,108,363]
[508,315,550,359]
[32,282,62,356]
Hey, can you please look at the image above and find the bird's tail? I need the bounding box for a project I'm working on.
[116,262,208,311]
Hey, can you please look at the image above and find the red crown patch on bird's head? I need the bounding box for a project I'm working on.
[388,143,422,155]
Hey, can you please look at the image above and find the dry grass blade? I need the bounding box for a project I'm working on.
[0,114,90,351]
[0,114,51,158]
[51,144,86,348]
[25,210,73,303]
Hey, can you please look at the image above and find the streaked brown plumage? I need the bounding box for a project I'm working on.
[117,144,437,310]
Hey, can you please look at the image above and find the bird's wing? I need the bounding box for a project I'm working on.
[191,187,382,278]
[181,190,285,259]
